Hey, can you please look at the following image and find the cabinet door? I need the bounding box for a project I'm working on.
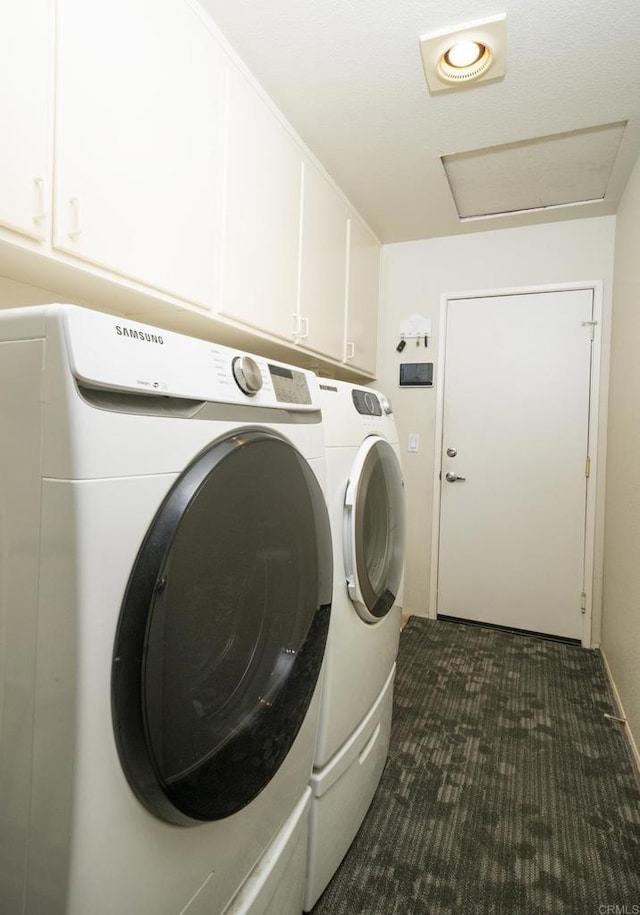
[54,0,227,307]
[298,161,348,362]
[219,67,302,342]
[0,0,52,241]
[344,214,380,375]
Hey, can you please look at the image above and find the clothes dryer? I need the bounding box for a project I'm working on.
[0,304,332,915]
[304,381,405,909]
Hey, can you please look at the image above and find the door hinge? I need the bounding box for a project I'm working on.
[580,592,587,614]
[585,456,591,478]
[582,320,597,340]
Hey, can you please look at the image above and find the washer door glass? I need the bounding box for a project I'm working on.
[344,436,405,623]
[112,430,332,824]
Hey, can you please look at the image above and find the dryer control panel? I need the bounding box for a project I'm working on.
[352,389,382,416]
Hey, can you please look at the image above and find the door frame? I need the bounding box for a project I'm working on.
[428,280,606,648]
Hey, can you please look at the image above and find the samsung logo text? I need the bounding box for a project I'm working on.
[115,326,165,345]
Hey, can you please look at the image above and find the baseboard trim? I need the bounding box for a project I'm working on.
[600,648,640,778]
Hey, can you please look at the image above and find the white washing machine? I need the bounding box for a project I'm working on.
[0,304,333,915]
[304,380,406,910]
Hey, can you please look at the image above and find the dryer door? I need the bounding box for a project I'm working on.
[344,435,405,623]
[112,430,332,825]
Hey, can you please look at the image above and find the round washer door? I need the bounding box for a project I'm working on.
[111,429,332,825]
[343,435,405,623]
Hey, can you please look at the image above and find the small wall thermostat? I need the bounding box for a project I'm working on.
[399,362,434,387]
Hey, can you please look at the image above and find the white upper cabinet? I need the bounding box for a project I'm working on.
[344,213,380,375]
[0,0,379,374]
[219,67,302,342]
[54,0,228,307]
[0,0,53,241]
[297,161,348,362]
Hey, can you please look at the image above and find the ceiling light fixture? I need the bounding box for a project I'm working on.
[438,41,492,83]
[445,40,484,68]
[420,14,507,93]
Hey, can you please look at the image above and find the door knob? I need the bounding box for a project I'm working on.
[445,471,466,482]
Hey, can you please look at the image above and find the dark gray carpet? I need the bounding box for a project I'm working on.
[310,617,640,915]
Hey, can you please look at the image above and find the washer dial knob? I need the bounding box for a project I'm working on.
[232,355,263,396]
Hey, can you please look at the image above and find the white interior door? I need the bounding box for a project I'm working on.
[437,289,594,641]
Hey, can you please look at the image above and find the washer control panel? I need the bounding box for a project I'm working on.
[268,364,312,405]
[62,305,319,409]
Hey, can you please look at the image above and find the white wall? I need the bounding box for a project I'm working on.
[602,157,640,751]
[377,216,616,626]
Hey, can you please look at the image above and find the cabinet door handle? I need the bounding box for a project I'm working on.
[300,316,309,340]
[68,196,83,239]
[345,341,355,360]
[32,177,47,223]
[291,313,301,341]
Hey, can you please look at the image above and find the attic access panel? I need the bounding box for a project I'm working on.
[442,121,626,219]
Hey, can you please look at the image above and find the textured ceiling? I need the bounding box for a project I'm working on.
[198,0,640,243]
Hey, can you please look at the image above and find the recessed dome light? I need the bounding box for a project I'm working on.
[438,41,493,83]
[445,40,484,69]
[419,14,507,93]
